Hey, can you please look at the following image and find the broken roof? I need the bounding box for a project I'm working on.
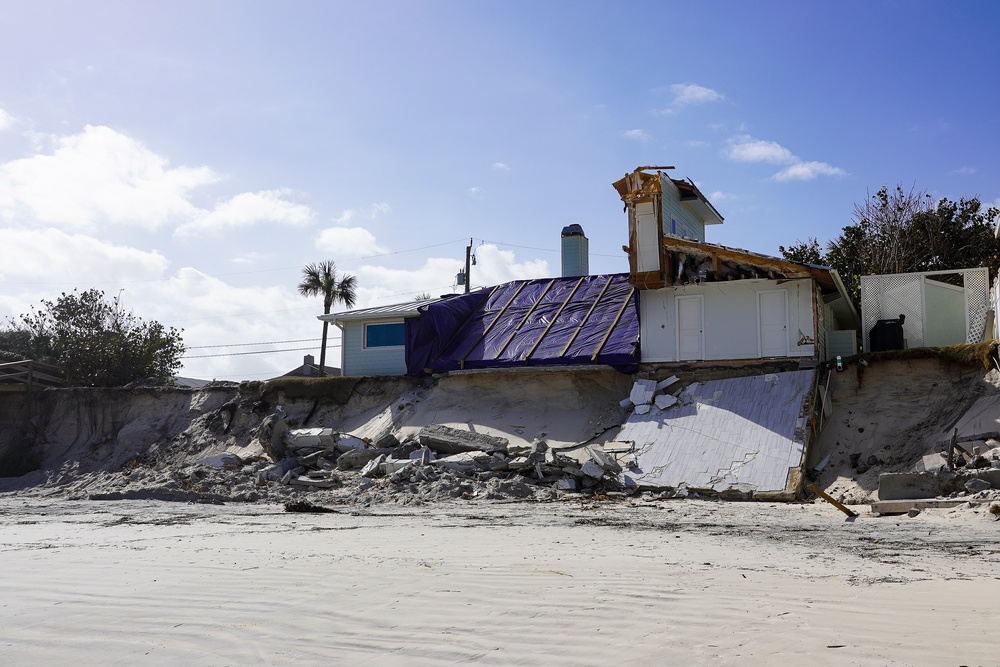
[612,166,724,226]
[405,274,640,375]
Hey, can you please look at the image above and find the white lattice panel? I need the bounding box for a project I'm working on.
[861,268,990,352]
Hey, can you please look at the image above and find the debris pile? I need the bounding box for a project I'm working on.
[253,422,627,502]
[619,375,680,415]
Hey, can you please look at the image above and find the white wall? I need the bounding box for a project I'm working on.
[338,318,408,376]
[924,279,966,346]
[639,279,816,362]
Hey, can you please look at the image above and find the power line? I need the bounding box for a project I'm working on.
[186,337,320,349]
[183,344,340,360]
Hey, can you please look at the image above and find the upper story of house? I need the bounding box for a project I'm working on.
[613,166,724,288]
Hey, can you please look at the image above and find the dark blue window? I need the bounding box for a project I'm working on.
[365,322,405,348]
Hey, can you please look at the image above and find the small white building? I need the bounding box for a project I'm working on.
[323,300,436,377]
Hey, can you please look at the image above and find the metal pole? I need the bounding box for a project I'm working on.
[464,238,472,294]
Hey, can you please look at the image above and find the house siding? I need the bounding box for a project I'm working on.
[639,279,816,362]
[340,319,408,376]
[660,190,706,241]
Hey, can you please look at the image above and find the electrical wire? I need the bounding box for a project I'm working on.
[186,338,320,349]
[183,344,340,359]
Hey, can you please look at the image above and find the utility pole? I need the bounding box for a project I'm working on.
[464,238,472,294]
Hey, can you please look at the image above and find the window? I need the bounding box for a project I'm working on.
[364,322,405,348]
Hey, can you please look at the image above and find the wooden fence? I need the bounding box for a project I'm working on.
[0,360,66,392]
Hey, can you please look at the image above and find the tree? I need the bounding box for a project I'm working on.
[0,289,185,387]
[298,261,357,376]
[780,184,1000,308]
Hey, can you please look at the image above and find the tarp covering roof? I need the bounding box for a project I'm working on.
[406,274,639,376]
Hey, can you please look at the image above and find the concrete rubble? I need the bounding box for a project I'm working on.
[248,416,629,501]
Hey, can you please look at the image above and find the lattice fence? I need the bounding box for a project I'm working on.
[860,267,990,352]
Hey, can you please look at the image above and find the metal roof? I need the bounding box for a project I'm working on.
[323,298,442,324]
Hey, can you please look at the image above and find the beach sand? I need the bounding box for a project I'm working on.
[2,496,997,666]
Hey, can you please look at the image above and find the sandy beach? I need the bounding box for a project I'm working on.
[2,496,998,666]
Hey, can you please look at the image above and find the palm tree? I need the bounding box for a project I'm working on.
[298,261,357,377]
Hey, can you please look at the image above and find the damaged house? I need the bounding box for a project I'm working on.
[615,165,860,364]
[611,166,862,499]
[312,165,866,499]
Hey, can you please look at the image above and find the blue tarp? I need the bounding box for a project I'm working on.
[405,274,639,376]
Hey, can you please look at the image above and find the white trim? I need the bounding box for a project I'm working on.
[362,319,406,350]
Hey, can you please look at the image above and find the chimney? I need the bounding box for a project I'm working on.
[560,224,589,277]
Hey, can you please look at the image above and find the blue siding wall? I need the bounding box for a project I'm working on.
[661,193,706,241]
[340,319,408,376]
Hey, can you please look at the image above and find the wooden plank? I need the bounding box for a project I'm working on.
[524,277,584,362]
[590,287,635,361]
[492,280,556,360]
[560,275,615,357]
[458,283,526,369]
[806,482,858,517]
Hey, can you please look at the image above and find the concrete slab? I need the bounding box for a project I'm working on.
[941,395,1000,442]
[619,370,816,496]
[870,498,969,514]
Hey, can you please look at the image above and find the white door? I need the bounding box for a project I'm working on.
[758,290,788,357]
[676,295,704,361]
[640,291,672,362]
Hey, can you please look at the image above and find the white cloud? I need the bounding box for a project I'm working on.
[468,186,485,198]
[174,189,315,237]
[653,83,723,114]
[772,161,846,182]
[333,202,391,225]
[0,108,13,132]
[492,162,510,171]
[725,136,797,164]
[0,227,169,284]
[315,226,388,257]
[671,83,723,106]
[724,134,845,181]
[0,125,218,231]
[622,129,650,142]
[353,243,549,308]
[952,166,976,175]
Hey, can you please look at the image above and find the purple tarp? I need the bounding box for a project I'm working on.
[405,274,639,376]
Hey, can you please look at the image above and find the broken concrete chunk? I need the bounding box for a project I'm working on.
[965,478,992,493]
[555,478,578,491]
[432,451,493,473]
[629,379,657,406]
[335,434,368,452]
[360,454,387,478]
[418,424,509,455]
[290,475,339,489]
[336,448,392,470]
[654,394,678,410]
[634,404,651,415]
[655,375,679,391]
[285,427,337,450]
[586,446,622,474]
[581,460,606,479]
[382,458,416,475]
[619,397,634,409]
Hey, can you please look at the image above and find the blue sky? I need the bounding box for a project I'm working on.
[2,1,999,380]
